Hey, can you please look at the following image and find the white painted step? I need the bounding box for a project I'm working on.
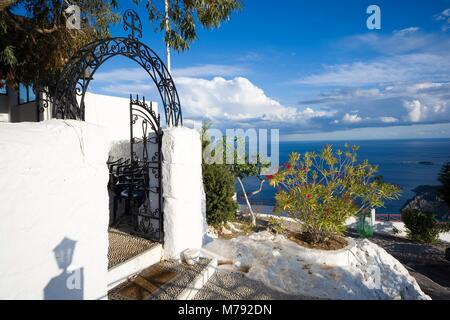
[107,243,162,290]
[177,258,217,300]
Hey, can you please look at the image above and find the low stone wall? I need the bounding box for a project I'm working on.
[0,120,110,299]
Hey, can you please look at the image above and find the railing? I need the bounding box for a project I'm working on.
[375,213,401,222]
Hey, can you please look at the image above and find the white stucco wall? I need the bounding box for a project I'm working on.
[0,120,110,300]
[162,127,204,259]
[84,92,157,142]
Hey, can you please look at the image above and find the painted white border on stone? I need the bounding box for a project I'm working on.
[176,258,218,300]
[293,238,357,267]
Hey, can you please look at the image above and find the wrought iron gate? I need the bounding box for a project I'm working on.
[127,94,163,242]
[49,9,182,127]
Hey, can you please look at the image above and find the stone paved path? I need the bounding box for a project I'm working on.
[193,269,313,300]
[109,258,211,300]
[108,228,157,269]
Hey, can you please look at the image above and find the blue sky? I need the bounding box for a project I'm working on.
[90,0,450,140]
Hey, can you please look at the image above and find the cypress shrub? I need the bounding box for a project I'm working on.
[203,164,238,226]
[438,162,450,207]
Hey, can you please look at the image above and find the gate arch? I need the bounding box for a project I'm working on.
[52,10,182,127]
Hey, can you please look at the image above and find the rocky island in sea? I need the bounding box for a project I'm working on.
[401,185,450,220]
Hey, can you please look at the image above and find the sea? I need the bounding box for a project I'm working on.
[237,138,450,214]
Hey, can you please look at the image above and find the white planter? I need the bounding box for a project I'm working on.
[294,237,357,267]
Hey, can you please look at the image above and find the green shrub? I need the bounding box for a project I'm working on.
[267,217,284,235]
[438,162,450,207]
[203,164,238,226]
[270,144,401,244]
[401,209,440,243]
[201,122,238,226]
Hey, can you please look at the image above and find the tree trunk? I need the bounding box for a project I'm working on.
[164,0,171,73]
[237,177,256,226]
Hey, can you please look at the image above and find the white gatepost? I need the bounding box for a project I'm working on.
[161,127,204,260]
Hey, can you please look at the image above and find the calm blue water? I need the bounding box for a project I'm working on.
[237,139,450,213]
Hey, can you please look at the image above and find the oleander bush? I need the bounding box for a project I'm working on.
[269,144,401,244]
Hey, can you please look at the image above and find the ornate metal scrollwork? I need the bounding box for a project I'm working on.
[123,9,143,39]
[128,94,163,242]
[51,9,182,127]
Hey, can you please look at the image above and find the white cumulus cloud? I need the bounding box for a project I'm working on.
[380,116,399,123]
[176,76,314,123]
[403,98,449,123]
[403,100,428,122]
[342,113,363,124]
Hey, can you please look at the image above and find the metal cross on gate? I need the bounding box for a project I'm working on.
[123,9,143,39]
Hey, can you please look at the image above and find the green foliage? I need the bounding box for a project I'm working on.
[223,136,270,180]
[201,123,237,226]
[267,217,284,235]
[225,136,270,225]
[401,209,441,243]
[270,144,402,243]
[201,125,270,225]
[0,0,120,87]
[143,0,242,52]
[202,163,238,226]
[438,162,450,207]
[1,0,241,86]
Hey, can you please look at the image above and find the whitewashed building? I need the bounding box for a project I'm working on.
[0,81,41,123]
